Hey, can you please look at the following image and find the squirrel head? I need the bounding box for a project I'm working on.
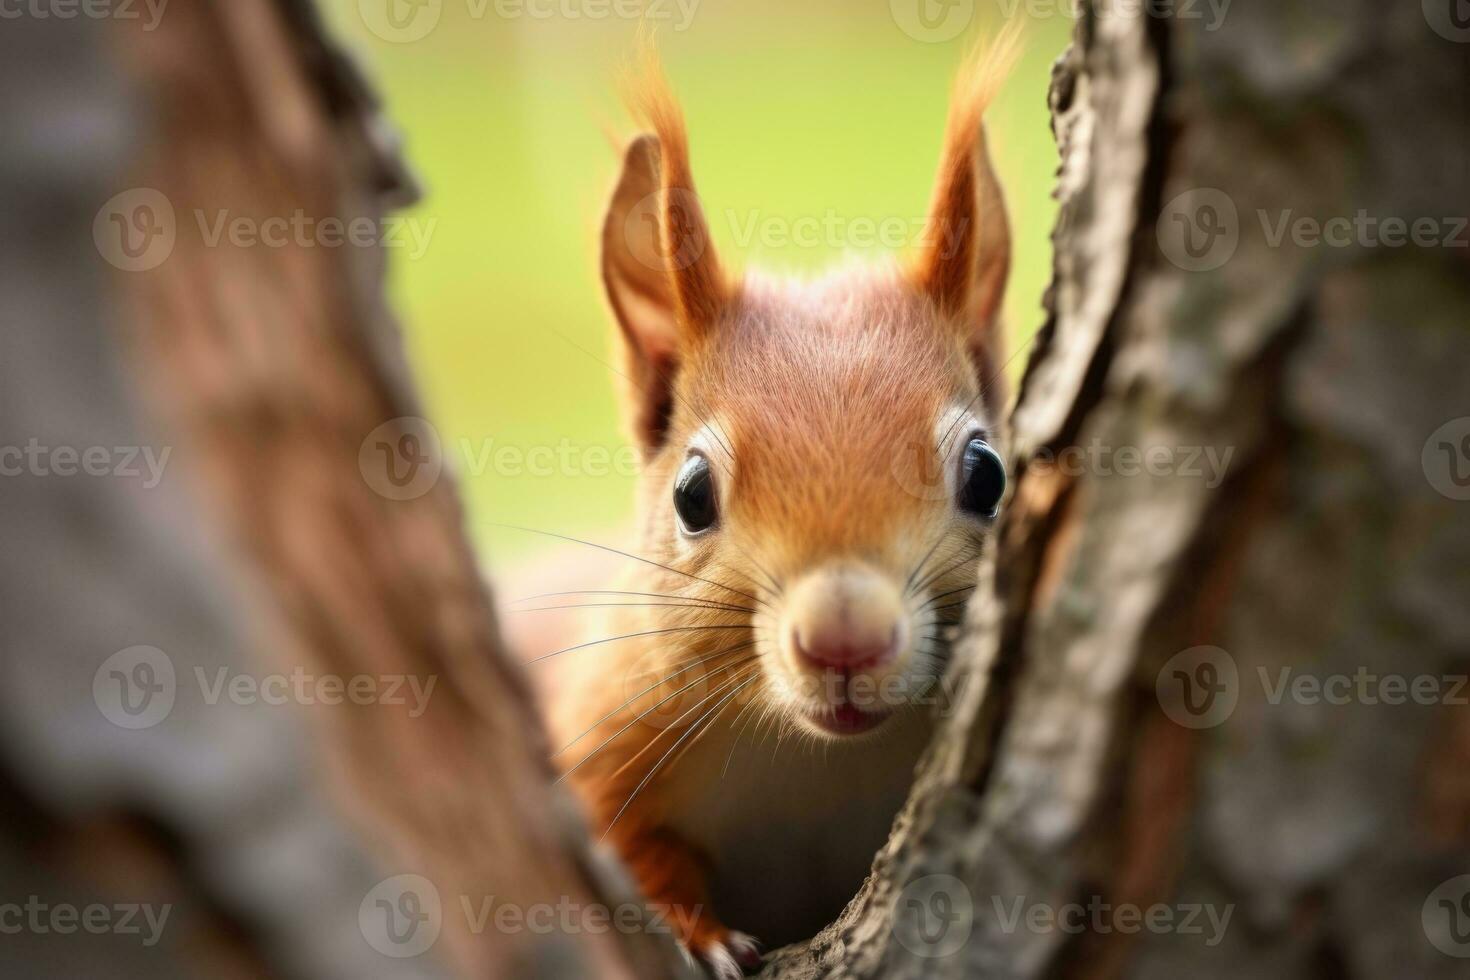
[599,36,1015,740]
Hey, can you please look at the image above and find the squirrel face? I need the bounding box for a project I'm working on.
[600,41,1013,741]
[636,275,1006,737]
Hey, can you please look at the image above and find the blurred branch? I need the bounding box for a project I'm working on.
[1,1,691,977]
[114,1,695,976]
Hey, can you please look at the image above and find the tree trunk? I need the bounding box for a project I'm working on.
[1,3,687,978]
[762,2,1470,977]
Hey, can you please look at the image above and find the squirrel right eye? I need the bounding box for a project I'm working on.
[673,453,717,534]
[958,437,1006,520]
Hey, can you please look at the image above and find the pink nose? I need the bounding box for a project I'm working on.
[794,625,898,671]
[784,564,906,672]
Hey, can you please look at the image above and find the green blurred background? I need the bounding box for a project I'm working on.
[321,0,1073,561]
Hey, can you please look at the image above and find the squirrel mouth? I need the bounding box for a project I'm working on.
[805,701,892,736]
[796,668,899,735]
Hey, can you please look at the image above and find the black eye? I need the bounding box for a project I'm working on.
[673,453,717,533]
[958,438,1005,519]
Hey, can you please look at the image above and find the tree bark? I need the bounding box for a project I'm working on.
[762,2,1470,977]
[118,3,692,976]
[2,3,689,978]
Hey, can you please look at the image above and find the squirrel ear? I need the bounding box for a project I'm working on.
[602,134,679,452]
[911,33,1017,420]
[601,55,725,451]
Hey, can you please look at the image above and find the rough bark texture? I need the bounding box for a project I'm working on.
[0,3,689,978]
[761,2,1470,977]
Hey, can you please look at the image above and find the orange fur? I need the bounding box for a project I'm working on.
[559,33,1019,968]
[909,23,1020,418]
[623,31,728,330]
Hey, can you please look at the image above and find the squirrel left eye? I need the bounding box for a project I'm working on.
[673,453,717,534]
[958,437,1005,519]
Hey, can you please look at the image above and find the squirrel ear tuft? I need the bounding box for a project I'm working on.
[601,43,725,452]
[910,29,1019,420]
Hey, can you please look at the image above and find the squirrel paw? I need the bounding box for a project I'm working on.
[686,930,762,979]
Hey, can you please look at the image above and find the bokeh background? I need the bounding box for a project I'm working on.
[320,0,1073,562]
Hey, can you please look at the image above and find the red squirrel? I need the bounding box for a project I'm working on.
[533,34,1016,978]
